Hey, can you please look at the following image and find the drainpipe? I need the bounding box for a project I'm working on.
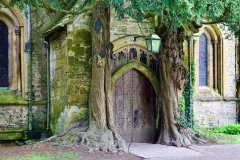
[26,4,33,131]
[43,38,50,131]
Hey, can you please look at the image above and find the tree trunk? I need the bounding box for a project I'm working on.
[156,26,204,147]
[80,2,126,152]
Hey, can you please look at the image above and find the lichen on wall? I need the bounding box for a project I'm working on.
[67,28,92,107]
[194,101,237,128]
[50,13,92,134]
[50,30,69,134]
[56,106,88,135]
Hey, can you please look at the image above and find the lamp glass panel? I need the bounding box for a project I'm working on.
[152,39,160,53]
[146,39,152,51]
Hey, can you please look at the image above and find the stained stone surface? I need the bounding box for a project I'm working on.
[0,105,46,130]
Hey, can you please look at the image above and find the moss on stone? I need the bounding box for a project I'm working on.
[68,57,75,65]
[55,106,89,135]
[0,91,27,105]
[0,132,23,140]
[50,27,92,134]
[68,107,88,124]
[67,29,92,55]
[74,47,85,57]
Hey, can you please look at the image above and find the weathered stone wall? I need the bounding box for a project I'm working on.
[110,11,153,50]
[32,41,47,101]
[49,13,91,134]
[31,8,53,101]
[223,38,237,98]
[49,30,69,134]
[0,105,46,130]
[194,101,237,128]
[67,16,92,107]
[0,105,28,130]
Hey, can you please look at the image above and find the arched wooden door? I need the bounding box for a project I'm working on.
[113,69,157,143]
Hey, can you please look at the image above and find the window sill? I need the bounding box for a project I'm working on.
[0,87,10,90]
[194,87,223,101]
[0,90,28,105]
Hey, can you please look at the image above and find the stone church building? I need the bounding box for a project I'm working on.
[0,2,239,142]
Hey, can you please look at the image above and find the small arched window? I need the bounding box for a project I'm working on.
[199,33,208,86]
[0,20,9,87]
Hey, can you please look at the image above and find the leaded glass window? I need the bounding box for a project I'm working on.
[140,50,147,64]
[199,33,208,86]
[0,21,8,87]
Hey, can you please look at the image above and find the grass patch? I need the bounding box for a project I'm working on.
[211,124,240,135]
[198,126,240,144]
[0,151,82,160]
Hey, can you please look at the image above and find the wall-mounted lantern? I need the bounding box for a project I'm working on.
[146,34,161,54]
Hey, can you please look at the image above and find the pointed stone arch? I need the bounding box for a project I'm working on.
[112,61,159,95]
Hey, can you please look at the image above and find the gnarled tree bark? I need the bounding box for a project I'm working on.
[80,2,126,152]
[156,26,205,147]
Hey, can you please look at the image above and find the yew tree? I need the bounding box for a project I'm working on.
[6,0,240,151]
[112,0,240,147]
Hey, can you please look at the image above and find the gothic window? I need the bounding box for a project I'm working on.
[199,33,208,86]
[129,48,137,60]
[118,51,125,60]
[194,25,223,95]
[0,21,8,87]
[140,50,147,64]
[150,58,158,74]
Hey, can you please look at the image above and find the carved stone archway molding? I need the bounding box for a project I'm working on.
[111,45,159,76]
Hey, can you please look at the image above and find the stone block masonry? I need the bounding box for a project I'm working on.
[0,105,46,140]
[194,101,237,128]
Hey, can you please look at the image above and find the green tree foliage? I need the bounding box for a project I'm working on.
[110,0,240,35]
[3,0,239,34]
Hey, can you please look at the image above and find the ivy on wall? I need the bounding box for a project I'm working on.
[179,57,196,128]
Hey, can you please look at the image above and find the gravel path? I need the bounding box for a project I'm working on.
[149,144,240,160]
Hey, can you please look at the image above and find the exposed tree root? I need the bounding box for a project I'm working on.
[54,120,126,153]
[81,122,126,153]
[178,125,206,146]
[158,124,206,147]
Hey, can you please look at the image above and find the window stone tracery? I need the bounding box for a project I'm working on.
[0,5,26,96]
